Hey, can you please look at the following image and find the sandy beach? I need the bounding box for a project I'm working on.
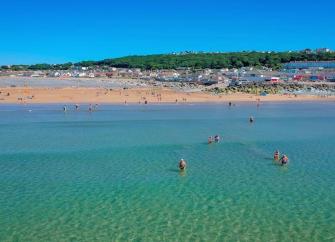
[0,87,334,104]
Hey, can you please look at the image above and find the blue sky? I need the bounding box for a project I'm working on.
[0,0,334,64]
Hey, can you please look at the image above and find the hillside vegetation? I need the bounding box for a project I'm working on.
[2,51,335,71]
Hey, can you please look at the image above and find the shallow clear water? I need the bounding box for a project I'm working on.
[1,102,335,241]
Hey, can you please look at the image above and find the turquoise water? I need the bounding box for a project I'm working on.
[1,103,335,241]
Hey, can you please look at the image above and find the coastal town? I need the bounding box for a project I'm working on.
[1,49,335,86]
[1,49,335,103]
[2,60,335,84]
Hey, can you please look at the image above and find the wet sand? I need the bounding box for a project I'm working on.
[0,87,334,104]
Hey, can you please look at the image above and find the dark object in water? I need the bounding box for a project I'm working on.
[280,155,289,165]
[179,159,187,170]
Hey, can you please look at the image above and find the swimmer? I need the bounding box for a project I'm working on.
[63,105,67,112]
[249,116,254,123]
[179,158,187,170]
[274,150,280,161]
[75,104,79,110]
[280,154,289,165]
[208,136,214,144]
[214,135,220,143]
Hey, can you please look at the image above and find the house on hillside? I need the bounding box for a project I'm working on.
[283,61,335,70]
[265,77,281,84]
[316,48,332,53]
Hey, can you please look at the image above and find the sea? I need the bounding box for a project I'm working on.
[1,102,335,241]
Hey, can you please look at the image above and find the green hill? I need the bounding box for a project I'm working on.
[2,51,335,71]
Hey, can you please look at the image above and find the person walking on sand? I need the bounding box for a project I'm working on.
[179,158,187,170]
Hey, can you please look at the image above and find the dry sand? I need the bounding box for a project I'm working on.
[0,87,334,104]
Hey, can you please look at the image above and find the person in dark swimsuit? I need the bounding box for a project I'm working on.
[249,116,254,123]
[280,155,289,165]
[179,159,187,170]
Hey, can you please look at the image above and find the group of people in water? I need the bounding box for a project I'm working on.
[273,150,289,166]
[63,104,98,112]
[178,144,289,172]
[178,135,220,171]
[208,135,221,144]
[179,150,289,171]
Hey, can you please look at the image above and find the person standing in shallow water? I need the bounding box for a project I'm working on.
[273,150,280,161]
[274,150,280,161]
[280,154,289,165]
[179,159,187,170]
[249,116,254,123]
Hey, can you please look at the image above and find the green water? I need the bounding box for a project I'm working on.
[1,103,335,241]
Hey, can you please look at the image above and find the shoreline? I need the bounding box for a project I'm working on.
[0,87,334,104]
